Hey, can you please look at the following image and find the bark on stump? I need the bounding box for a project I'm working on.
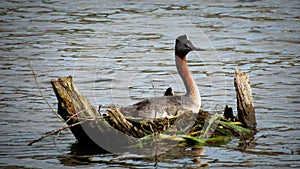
[51,76,99,143]
[234,69,256,130]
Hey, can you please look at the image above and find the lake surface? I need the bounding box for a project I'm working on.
[0,0,299,168]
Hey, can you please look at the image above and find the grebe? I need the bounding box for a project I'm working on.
[164,87,174,96]
[120,35,204,119]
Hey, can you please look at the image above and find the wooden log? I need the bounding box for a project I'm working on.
[234,69,256,130]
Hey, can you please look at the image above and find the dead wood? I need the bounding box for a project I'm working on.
[106,108,145,138]
[234,69,257,130]
[50,76,99,143]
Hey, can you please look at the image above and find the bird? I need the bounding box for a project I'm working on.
[120,35,204,119]
[164,87,174,96]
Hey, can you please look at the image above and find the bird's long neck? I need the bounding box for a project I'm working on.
[175,55,200,102]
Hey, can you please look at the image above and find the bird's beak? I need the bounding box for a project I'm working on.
[187,40,205,51]
[192,46,205,51]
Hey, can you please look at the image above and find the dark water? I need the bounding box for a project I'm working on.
[0,0,299,168]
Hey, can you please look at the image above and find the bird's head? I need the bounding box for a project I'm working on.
[175,35,204,57]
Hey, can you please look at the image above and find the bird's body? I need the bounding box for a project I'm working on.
[120,95,198,119]
[120,35,204,119]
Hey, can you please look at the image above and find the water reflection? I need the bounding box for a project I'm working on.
[59,142,208,168]
[58,142,108,166]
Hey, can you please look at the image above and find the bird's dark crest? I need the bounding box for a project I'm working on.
[176,35,187,41]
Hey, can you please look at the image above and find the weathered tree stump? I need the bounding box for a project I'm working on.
[51,76,141,152]
[234,69,256,130]
[51,76,98,143]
